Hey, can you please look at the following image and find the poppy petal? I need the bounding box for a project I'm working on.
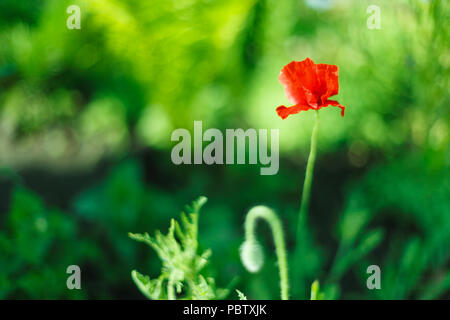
[316,64,339,103]
[279,58,320,106]
[276,104,312,119]
[323,99,345,117]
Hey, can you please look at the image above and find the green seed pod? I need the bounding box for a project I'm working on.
[240,239,264,273]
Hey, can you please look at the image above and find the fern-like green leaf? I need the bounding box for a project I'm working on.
[129,196,224,300]
[236,289,247,300]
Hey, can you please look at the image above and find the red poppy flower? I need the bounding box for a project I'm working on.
[276,58,345,119]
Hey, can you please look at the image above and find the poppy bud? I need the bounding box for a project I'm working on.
[240,239,264,273]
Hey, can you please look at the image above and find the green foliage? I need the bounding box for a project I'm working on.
[310,280,324,300]
[335,153,450,299]
[0,187,87,299]
[129,197,228,300]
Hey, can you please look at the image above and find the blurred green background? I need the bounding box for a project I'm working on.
[0,0,449,299]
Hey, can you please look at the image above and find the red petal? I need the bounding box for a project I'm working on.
[276,104,313,119]
[279,58,320,106]
[323,99,345,117]
[316,64,339,103]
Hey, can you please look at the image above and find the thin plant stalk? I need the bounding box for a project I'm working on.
[293,110,319,296]
[296,110,319,240]
[167,277,176,300]
[297,110,319,232]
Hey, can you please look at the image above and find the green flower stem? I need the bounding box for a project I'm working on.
[296,110,319,241]
[293,110,319,296]
[167,278,175,300]
[244,206,289,300]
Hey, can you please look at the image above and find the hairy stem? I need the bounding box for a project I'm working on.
[244,206,289,300]
[294,110,319,296]
[297,110,319,233]
[167,277,176,300]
